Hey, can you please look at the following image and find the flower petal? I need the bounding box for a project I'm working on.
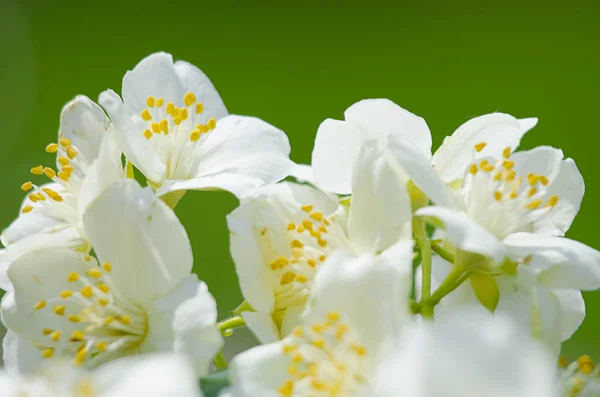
[431,113,537,183]
[416,206,505,261]
[241,311,279,344]
[510,146,563,182]
[552,288,585,342]
[348,142,412,254]
[2,330,41,375]
[157,115,293,199]
[230,343,290,397]
[288,163,316,186]
[83,179,192,305]
[122,52,185,116]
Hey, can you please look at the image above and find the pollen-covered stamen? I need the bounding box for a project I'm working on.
[32,262,147,366]
[277,311,369,396]
[138,92,218,181]
[463,143,560,239]
[560,355,600,397]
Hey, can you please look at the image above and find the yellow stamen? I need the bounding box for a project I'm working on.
[474,142,487,152]
[207,117,217,130]
[155,97,164,107]
[97,283,110,293]
[119,315,131,325]
[528,187,537,197]
[45,143,59,153]
[151,122,161,133]
[190,130,201,142]
[62,165,74,174]
[141,109,152,121]
[53,305,66,315]
[80,285,93,298]
[287,223,296,230]
[160,119,169,134]
[469,164,478,175]
[546,195,559,207]
[184,92,197,107]
[196,102,204,114]
[42,348,54,358]
[97,342,108,352]
[301,204,313,212]
[22,205,34,214]
[102,262,112,272]
[503,147,511,158]
[68,314,81,323]
[310,212,323,221]
[280,272,296,285]
[104,316,115,325]
[67,272,79,282]
[166,102,175,115]
[526,200,542,210]
[143,129,153,140]
[88,268,102,278]
[60,137,72,147]
[34,300,46,310]
[66,146,77,159]
[31,165,44,175]
[51,330,61,341]
[295,274,307,283]
[43,167,56,179]
[60,290,73,298]
[20,181,33,191]
[502,160,514,170]
[58,172,70,181]
[146,96,155,107]
[291,240,304,248]
[43,328,53,335]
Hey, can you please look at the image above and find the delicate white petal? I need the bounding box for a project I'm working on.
[174,60,228,122]
[416,206,505,261]
[83,179,192,305]
[504,233,600,290]
[348,142,411,254]
[122,52,185,116]
[143,275,222,376]
[158,115,293,199]
[60,95,110,163]
[2,330,42,375]
[230,343,291,397]
[288,163,316,185]
[241,311,279,344]
[510,146,563,182]
[531,286,562,355]
[0,249,11,291]
[99,89,165,183]
[344,98,432,158]
[311,118,369,194]
[432,113,536,183]
[553,288,585,342]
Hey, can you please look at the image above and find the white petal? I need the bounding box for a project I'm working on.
[552,289,585,342]
[0,249,11,291]
[531,286,562,355]
[510,146,563,182]
[2,330,42,375]
[143,275,222,376]
[288,163,316,185]
[387,135,455,208]
[241,311,279,344]
[230,343,290,397]
[311,118,369,194]
[503,232,600,290]
[60,95,110,164]
[174,60,228,122]
[344,98,432,158]
[122,52,185,116]
[416,206,505,261]
[99,89,165,183]
[432,113,536,183]
[158,115,293,199]
[83,179,192,305]
[348,142,411,254]
[534,158,584,236]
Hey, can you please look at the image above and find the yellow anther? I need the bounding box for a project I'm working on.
[28,193,42,202]
[97,341,108,352]
[327,311,341,322]
[160,119,169,134]
[74,349,87,365]
[151,122,161,133]
[42,188,58,198]
[184,92,197,107]
[102,262,112,272]
[97,283,110,293]
[63,165,74,174]
[119,315,131,325]
[280,271,296,285]
[307,259,317,267]
[578,355,594,374]
[503,147,511,158]
[287,223,296,230]
[527,173,538,186]
[301,220,313,230]
[207,117,217,130]
[558,356,568,368]
[310,230,321,238]
[291,352,303,363]
[53,305,66,315]
[505,169,516,181]
[104,316,115,325]
[509,188,518,199]
[527,187,537,197]
[493,171,503,181]
[292,327,303,337]
[270,256,289,270]
[45,143,59,154]
[526,200,542,210]
[34,300,46,310]
[21,205,34,214]
[20,181,33,191]
[323,218,331,225]
[60,290,74,298]
[291,240,304,248]
[319,255,327,262]
[141,109,152,121]
[502,160,514,170]
[539,175,549,186]
[546,195,559,207]
[31,165,44,175]
[71,330,85,341]
[278,380,294,397]
[317,238,327,247]
[310,212,323,221]
[80,285,93,298]
[301,204,313,212]
[173,115,183,126]
[480,159,489,168]
[43,328,53,335]
[181,108,189,121]
[68,314,81,323]
[199,124,209,134]
[65,146,77,159]
[311,379,327,390]
[146,96,156,107]
[42,348,54,358]
[296,225,305,233]
[88,268,103,278]
[58,171,70,181]
[166,102,175,115]
[469,164,478,175]
[352,344,367,356]
[143,129,153,140]
[190,130,201,142]
[312,338,325,348]
[52,195,63,202]
[60,137,72,147]
[196,102,204,114]
[156,97,164,107]
[98,298,109,306]
[50,330,61,342]
[67,272,79,282]
[481,164,495,172]
[318,225,327,233]
[295,274,308,283]
[474,142,487,152]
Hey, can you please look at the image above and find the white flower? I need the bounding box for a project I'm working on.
[0,96,124,290]
[370,308,557,397]
[311,98,536,207]
[0,353,201,397]
[99,52,293,206]
[1,179,221,375]
[229,242,413,397]
[227,143,412,342]
[559,355,600,397]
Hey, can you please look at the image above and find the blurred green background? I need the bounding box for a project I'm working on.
[1,0,599,359]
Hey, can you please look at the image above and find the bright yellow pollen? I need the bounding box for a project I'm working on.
[71,330,85,341]
[527,173,538,186]
[173,115,183,126]
[50,330,61,341]
[68,314,81,323]
[301,204,313,212]
[105,316,115,325]
[80,285,93,298]
[295,274,308,283]
[539,175,549,186]
[156,97,164,107]
[53,305,66,315]
[291,240,304,248]
[509,188,518,199]
[310,212,323,221]
[143,129,152,140]
[43,328,53,335]
[310,230,321,238]
[146,96,156,107]
[546,195,559,207]
[60,137,72,147]
[526,200,542,210]
[528,187,537,197]
[278,380,294,397]
[166,102,175,115]
[184,92,197,107]
[505,169,516,181]
[280,271,296,285]
[141,109,152,121]
[503,147,511,158]
[190,130,201,142]
[287,223,295,230]
[31,165,44,175]
[151,122,161,133]
[21,205,34,214]
[196,102,204,114]
[319,255,327,262]
[45,143,59,153]
[42,188,58,198]
[352,344,367,356]
[66,147,78,159]
[317,238,327,247]
[296,225,305,233]
[307,259,317,267]
[270,256,289,270]
[469,164,478,174]
[119,315,131,325]
[74,349,87,365]
[160,119,169,134]
[34,300,46,310]
[60,290,73,298]
[42,348,54,358]
[43,167,56,179]
[88,268,103,278]
[480,159,489,168]
[474,142,487,152]
[577,355,594,374]
[481,164,495,172]
[67,272,79,282]
[97,342,108,352]
[102,262,112,272]
[502,160,514,170]
[20,181,33,191]
[97,283,110,293]
[493,171,503,181]
[207,117,217,130]
[98,298,109,306]
[57,171,69,181]
[327,311,341,322]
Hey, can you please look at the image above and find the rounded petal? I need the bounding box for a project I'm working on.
[344,98,432,158]
[2,330,42,375]
[432,113,536,183]
[311,118,369,194]
[83,179,192,305]
[416,206,505,262]
[288,163,316,186]
[510,146,563,182]
[348,142,412,254]
[158,115,293,199]
[122,52,185,116]
[553,288,585,342]
[230,343,291,397]
[241,311,279,344]
[143,275,222,376]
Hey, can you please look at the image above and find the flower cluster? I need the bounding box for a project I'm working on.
[0,52,598,397]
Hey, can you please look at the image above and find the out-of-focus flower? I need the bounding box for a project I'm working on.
[559,355,600,397]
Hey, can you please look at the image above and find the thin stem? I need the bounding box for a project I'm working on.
[414,220,434,318]
[431,240,455,263]
[427,263,465,306]
[217,315,246,334]
[213,350,228,370]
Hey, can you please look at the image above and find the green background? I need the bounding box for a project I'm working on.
[1,0,599,360]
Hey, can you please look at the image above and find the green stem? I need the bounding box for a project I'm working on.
[217,315,246,334]
[414,220,433,318]
[427,263,465,306]
[431,241,455,263]
[213,350,228,370]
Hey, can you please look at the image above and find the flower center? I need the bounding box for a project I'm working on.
[463,143,559,239]
[278,311,370,396]
[560,355,599,397]
[32,259,147,367]
[139,92,217,181]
